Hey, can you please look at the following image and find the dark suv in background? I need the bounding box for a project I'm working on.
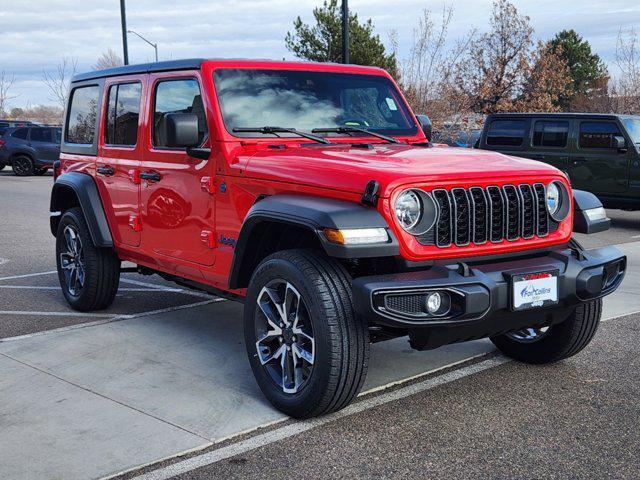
[0,125,61,176]
[478,113,640,210]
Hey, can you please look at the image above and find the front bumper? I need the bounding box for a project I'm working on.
[353,245,626,350]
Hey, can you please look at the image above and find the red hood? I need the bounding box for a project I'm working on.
[243,144,563,197]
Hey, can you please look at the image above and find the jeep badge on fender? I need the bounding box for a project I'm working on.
[50,58,626,419]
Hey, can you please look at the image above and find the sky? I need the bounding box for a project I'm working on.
[1,0,639,109]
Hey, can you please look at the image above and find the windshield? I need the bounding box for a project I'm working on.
[213,69,417,138]
[622,117,640,144]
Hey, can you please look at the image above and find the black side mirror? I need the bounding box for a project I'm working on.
[415,114,432,141]
[163,113,200,148]
[613,135,627,153]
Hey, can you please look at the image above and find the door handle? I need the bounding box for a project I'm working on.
[572,157,587,166]
[97,165,115,176]
[140,171,161,182]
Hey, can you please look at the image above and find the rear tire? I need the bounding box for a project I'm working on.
[491,300,602,364]
[56,207,120,311]
[244,249,369,418]
[12,155,34,176]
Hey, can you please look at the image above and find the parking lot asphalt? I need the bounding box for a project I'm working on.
[1,171,639,480]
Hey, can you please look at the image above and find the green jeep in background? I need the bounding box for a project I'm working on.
[478,113,640,210]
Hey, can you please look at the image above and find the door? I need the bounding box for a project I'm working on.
[570,120,630,195]
[29,127,58,163]
[139,73,215,266]
[96,77,146,247]
[527,119,571,174]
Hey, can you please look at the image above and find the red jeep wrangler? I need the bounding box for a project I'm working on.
[51,59,626,418]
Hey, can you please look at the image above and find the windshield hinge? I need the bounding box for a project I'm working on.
[361,180,380,207]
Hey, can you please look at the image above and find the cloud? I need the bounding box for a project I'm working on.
[1,0,639,108]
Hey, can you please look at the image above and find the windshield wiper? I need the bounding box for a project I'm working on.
[312,126,400,144]
[233,126,331,145]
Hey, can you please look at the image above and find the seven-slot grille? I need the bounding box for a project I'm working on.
[418,183,551,247]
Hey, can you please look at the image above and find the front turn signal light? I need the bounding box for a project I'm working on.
[323,227,388,245]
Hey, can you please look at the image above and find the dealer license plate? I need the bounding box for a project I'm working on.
[511,270,559,311]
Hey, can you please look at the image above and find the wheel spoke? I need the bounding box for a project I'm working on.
[60,253,74,270]
[292,342,314,365]
[258,287,286,331]
[258,342,286,366]
[284,283,300,327]
[64,227,77,254]
[281,347,296,394]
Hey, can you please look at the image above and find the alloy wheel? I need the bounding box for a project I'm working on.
[59,225,85,296]
[506,326,550,343]
[255,280,315,394]
[13,157,32,176]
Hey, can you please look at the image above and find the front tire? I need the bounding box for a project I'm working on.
[56,207,120,311]
[12,155,34,176]
[491,300,602,364]
[244,249,369,418]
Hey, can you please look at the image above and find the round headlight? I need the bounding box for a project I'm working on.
[546,182,561,216]
[395,190,422,231]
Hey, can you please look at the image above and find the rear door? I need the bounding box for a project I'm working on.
[570,120,630,195]
[528,119,572,174]
[95,76,146,247]
[29,127,58,162]
[139,72,215,266]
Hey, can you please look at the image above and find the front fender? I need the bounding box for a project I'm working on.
[229,194,399,289]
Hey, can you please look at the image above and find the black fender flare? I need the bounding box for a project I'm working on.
[228,194,398,289]
[50,172,113,247]
[573,189,610,234]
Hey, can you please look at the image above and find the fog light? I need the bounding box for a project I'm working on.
[424,291,451,316]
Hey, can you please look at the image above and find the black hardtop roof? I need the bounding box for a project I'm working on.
[486,112,639,120]
[72,58,206,83]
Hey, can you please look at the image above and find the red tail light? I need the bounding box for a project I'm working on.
[0,139,5,146]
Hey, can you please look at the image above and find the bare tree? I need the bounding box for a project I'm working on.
[0,71,19,117]
[613,27,640,114]
[398,6,477,139]
[94,48,123,70]
[42,57,78,110]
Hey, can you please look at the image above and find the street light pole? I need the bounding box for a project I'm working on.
[127,30,159,62]
[342,0,349,64]
[120,0,129,65]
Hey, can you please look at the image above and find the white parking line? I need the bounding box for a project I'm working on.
[0,310,114,318]
[125,356,509,480]
[0,270,57,281]
[0,285,182,292]
[0,298,226,343]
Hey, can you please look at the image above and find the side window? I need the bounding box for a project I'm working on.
[153,79,207,148]
[105,82,142,146]
[11,128,29,140]
[53,128,62,143]
[579,122,622,149]
[66,85,99,144]
[30,128,52,143]
[533,121,569,148]
[486,120,526,147]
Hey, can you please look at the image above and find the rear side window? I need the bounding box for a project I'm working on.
[30,128,52,142]
[66,85,99,144]
[105,82,142,146]
[53,128,62,143]
[11,128,29,140]
[579,122,622,149]
[153,79,207,148]
[533,121,569,148]
[486,120,526,146]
